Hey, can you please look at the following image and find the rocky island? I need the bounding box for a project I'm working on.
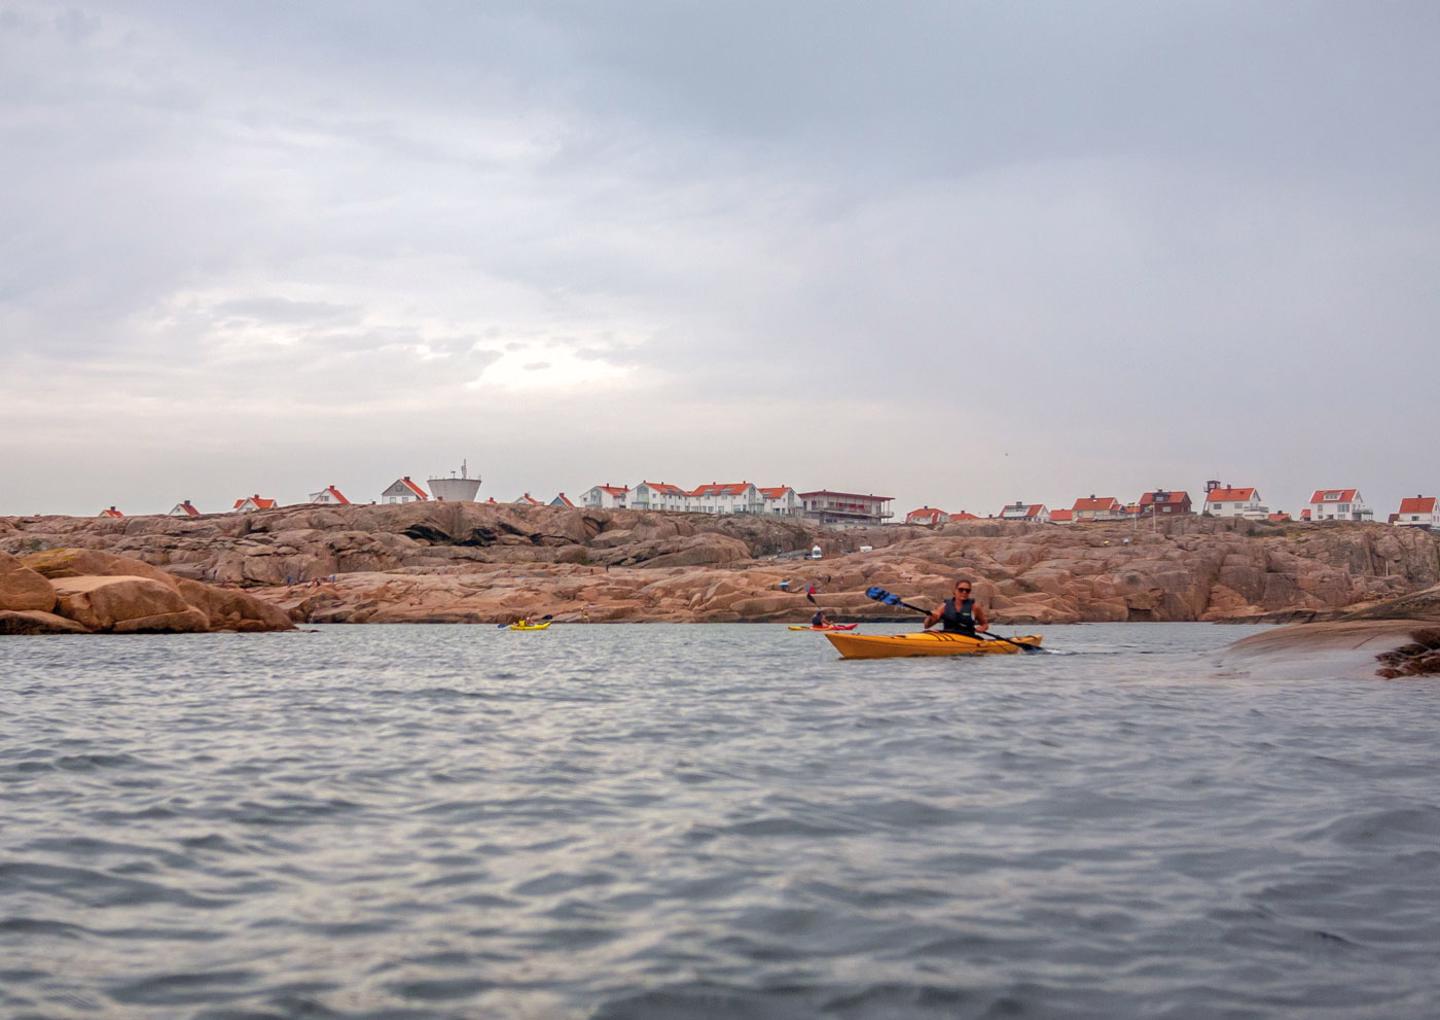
[3,503,1437,631]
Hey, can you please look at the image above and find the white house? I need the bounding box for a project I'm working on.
[688,482,762,514]
[1394,495,1439,530]
[309,485,350,506]
[232,494,278,513]
[1308,488,1373,522]
[758,485,800,515]
[168,500,200,518]
[905,506,947,526]
[513,493,544,506]
[999,501,1050,523]
[582,484,629,509]
[631,481,689,512]
[1204,485,1267,519]
[381,477,428,504]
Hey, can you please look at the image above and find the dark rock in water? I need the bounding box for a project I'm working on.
[0,609,90,635]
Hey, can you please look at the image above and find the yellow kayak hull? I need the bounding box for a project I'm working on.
[825,631,1042,659]
[508,622,551,631]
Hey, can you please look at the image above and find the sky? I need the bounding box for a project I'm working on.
[2,1,1437,519]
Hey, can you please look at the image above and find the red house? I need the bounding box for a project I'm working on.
[1137,490,1192,515]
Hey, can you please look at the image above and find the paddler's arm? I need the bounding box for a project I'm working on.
[974,603,990,633]
[922,604,942,630]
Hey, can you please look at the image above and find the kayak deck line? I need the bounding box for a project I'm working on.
[825,630,1043,659]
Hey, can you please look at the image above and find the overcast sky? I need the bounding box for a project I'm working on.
[2,1,1437,519]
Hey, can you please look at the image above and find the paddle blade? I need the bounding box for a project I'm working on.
[865,586,885,600]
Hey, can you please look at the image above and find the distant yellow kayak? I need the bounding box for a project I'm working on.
[508,622,551,631]
[825,631,1042,659]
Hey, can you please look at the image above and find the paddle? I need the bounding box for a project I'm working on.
[496,614,554,629]
[863,586,1045,654]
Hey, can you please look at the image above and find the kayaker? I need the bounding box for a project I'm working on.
[811,608,830,628]
[923,579,989,636]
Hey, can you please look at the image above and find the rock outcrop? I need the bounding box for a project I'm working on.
[1,548,294,635]
[3,505,1436,627]
[0,551,57,613]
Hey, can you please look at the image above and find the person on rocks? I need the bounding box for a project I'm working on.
[923,578,989,636]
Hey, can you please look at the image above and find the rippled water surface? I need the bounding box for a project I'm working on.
[4,623,1440,1019]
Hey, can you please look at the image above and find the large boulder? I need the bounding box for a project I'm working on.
[176,579,295,632]
[21,548,180,589]
[0,550,57,612]
[51,575,210,633]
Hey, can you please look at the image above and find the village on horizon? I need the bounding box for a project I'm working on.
[76,462,1440,534]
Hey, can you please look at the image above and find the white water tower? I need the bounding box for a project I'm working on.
[427,460,482,502]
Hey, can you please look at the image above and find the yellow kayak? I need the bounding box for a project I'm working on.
[508,621,551,631]
[825,631,1042,659]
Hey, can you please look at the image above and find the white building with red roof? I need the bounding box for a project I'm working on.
[232,495,277,513]
[98,505,124,518]
[381,477,428,504]
[168,500,201,518]
[688,482,762,514]
[1049,508,1075,525]
[513,493,544,506]
[758,485,800,515]
[905,506,947,526]
[309,485,350,506]
[1203,484,1267,519]
[1071,495,1126,522]
[582,483,629,509]
[631,481,688,512]
[949,510,981,522]
[1394,495,1439,530]
[1308,488,1372,522]
[999,501,1050,524]
[549,492,576,509]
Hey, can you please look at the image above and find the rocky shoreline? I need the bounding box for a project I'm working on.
[3,503,1438,629]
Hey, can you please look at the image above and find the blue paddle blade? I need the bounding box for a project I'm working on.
[883,594,902,606]
[865,586,883,600]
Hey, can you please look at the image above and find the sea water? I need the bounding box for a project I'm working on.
[3,623,1438,1019]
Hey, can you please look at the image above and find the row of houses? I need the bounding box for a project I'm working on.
[94,475,900,526]
[903,482,1440,531]
[577,483,897,524]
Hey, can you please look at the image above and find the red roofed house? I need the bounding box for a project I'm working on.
[759,485,800,515]
[688,482,761,514]
[381,477,428,504]
[1268,512,1293,523]
[98,505,124,518]
[1072,495,1126,522]
[232,495,277,513]
[1394,495,1438,530]
[581,483,629,509]
[999,501,1050,524]
[168,500,201,518]
[1300,508,1312,522]
[949,510,981,522]
[549,492,576,509]
[513,493,544,506]
[1308,488,1372,522]
[631,481,688,512]
[905,506,947,527]
[1049,508,1075,524]
[1203,483,1267,519]
[309,485,350,506]
[1137,490,1192,516]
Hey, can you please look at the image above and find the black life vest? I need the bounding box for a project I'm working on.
[811,610,825,627]
[941,597,976,635]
